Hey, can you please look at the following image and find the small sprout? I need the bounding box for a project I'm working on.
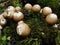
[53,24,60,29]
[7,36,11,41]
[42,32,45,35]
[53,24,58,28]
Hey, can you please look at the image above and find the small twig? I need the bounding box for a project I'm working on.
[0,30,1,36]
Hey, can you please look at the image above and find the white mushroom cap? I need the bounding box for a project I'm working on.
[6,6,15,12]
[13,12,24,22]
[17,22,31,36]
[46,13,58,24]
[0,18,6,26]
[32,4,41,12]
[42,7,52,16]
[24,3,32,10]
[15,6,21,12]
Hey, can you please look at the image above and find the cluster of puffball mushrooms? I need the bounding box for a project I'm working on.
[24,3,58,24]
[0,3,58,37]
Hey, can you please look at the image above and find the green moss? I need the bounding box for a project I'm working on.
[0,0,60,45]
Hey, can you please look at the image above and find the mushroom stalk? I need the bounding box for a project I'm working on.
[0,25,2,36]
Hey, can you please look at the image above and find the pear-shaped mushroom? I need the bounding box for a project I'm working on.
[24,3,32,10]
[32,4,41,12]
[13,12,24,22]
[17,21,31,37]
[42,7,52,16]
[46,13,58,24]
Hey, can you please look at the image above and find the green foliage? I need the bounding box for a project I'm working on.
[13,0,22,7]
[37,0,60,14]
[2,35,6,41]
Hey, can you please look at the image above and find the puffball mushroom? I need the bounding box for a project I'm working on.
[4,6,15,19]
[42,7,52,16]
[32,4,41,12]
[46,13,58,24]
[0,15,4,19]
[7,11,14,19]
[2,11,14,19]
[17,21,31,37]
[6,6,15,12]
[13,12,24,22]
[24,3,32,10]
[2,12,7,18]
[15,6,21,12]
[0,18,6,26]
